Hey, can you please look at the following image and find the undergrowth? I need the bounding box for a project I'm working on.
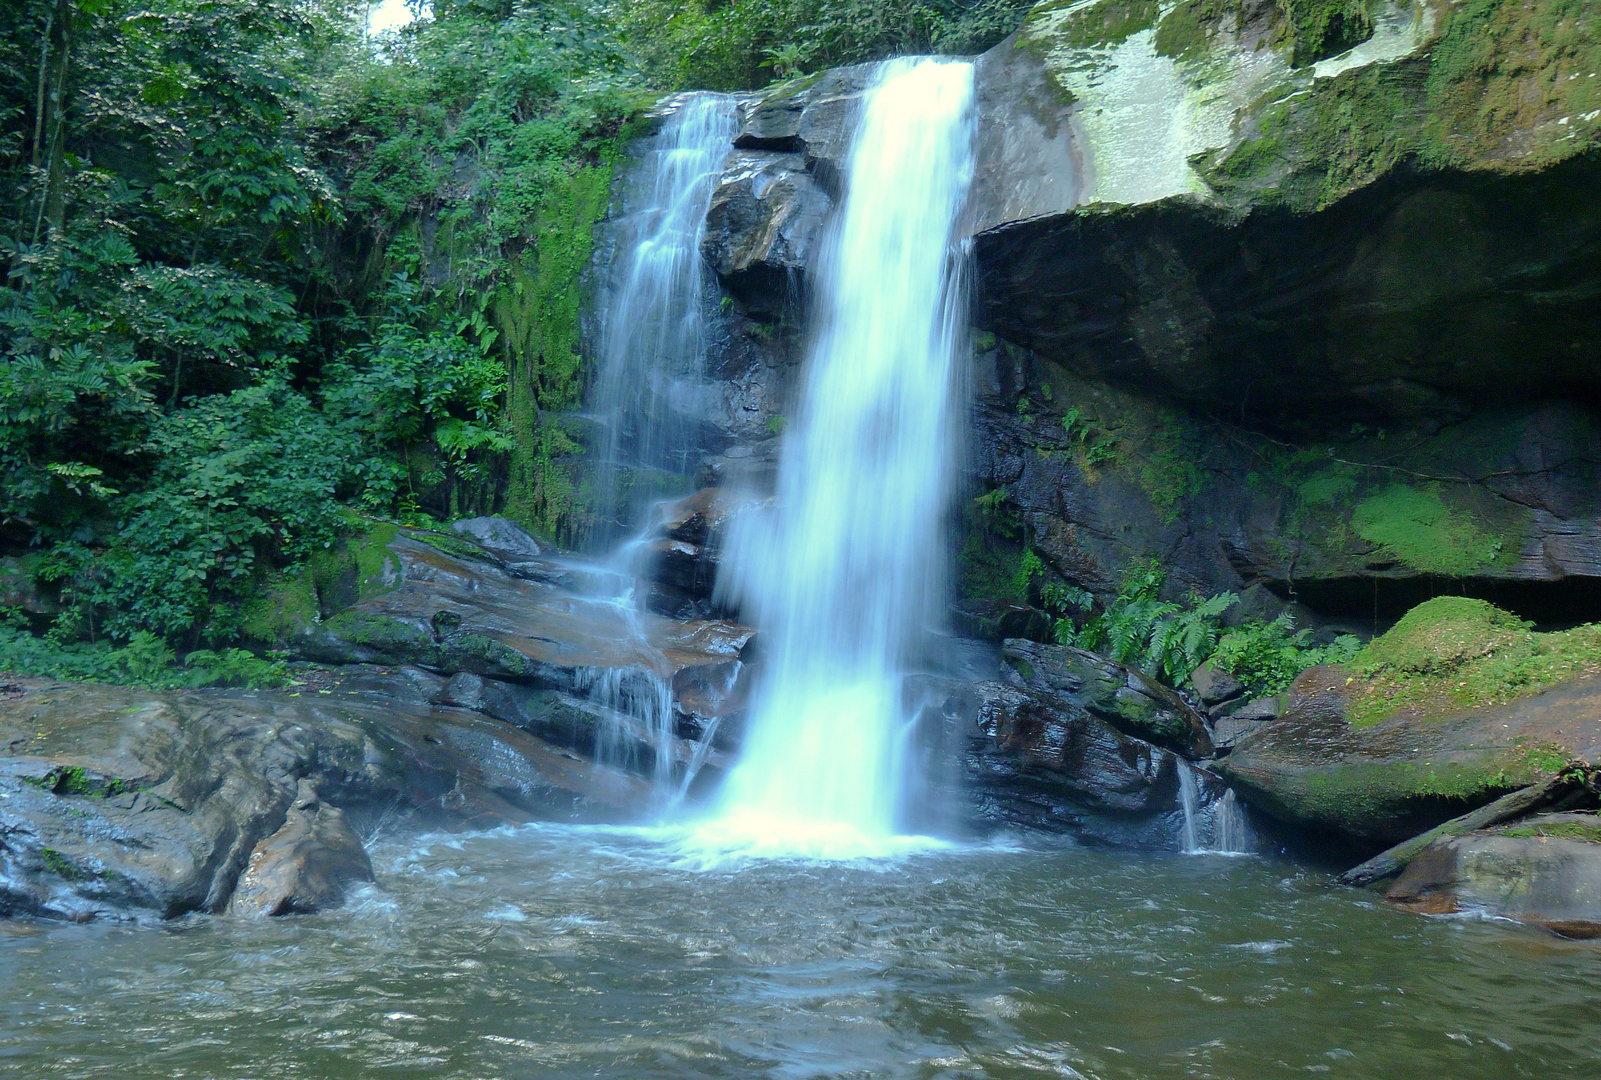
[0,610,287,689]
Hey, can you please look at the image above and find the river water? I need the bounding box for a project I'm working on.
[4,825,1597,1079]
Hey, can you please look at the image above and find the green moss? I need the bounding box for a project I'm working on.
[1133,420,1205,519]
[1297,465,1359,505]
[1204,0,1601,212]
[1346,597,1601,726]
[1299,757,1531,821]
[1281,0,1375,67]
[1153,0,1220,60]
[39,847,92,880]
[1023,0,1161,50]
[498,110,652,546]
[1502,820,1601,842]
[1351,484,1501,576]
[350,521,402,600]
[410,530,496,565]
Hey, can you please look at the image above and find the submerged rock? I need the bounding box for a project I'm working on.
[228,779,374,918]
[1386,814,1601,939]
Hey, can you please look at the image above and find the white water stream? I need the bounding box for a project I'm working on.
[590,94,737,540]
[698,58,977,857]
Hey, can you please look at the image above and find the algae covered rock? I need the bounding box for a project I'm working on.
[972,0,1601,425]
[1217,597,1601,843]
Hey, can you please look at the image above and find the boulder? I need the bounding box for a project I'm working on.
[1001,638,1211,758]
[1217,666,1601,844]
[1386,814,1601,939]
[955,680,1180,819]
[0,678,650,922]
[450,516,543,560]
[1190,660,1243,707]
[228,779,374,918]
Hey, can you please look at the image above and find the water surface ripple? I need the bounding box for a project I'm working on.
[3,827,1598,1079]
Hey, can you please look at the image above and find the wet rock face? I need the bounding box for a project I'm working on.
[1387,814,1601,939]
[956,680,1180,817]
[1001,639,1211,759]
[0,678,652,922]
[699,66,874,311]
[1217,667,1601,845]
[228,779,374,918]
[969,343,1601,625]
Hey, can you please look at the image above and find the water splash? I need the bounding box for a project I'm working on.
[700,58,977,858]
[590,94,737,542]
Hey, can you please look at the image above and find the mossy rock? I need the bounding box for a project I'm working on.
[1346,597,1601,727]
[1219,654,1601,843]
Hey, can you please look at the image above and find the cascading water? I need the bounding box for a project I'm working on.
[577,94,736,804]
[701,58,977,857]
[1178,763,1255,855]
[590,94,737,542]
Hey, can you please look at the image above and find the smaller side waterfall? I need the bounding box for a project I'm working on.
[1178,764,1255,855]
[590,94,737,542]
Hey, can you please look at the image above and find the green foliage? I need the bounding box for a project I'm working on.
[0,610,288,688]
[0,0,656,659]
[616,0,1038,91]
[1345,597,1601,727]
[1063,561,1238,686]
[1211,614,1360,697]
[1351,484,1501,577]
[1061,406,1119,465]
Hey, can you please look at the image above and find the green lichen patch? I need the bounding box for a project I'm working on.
[1282,0,1375,67]
[1023,0,1162,50]
[38,847,96,881]
[1501,819,1601,843]
[23,765,134,798]
[1345,597,1601,726]
[1204,0,1601,212]
[1351,484,1502,575]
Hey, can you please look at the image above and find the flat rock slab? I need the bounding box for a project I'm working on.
[296,536,753,709]
[0,679,648,923]
[1218,667,1601,844]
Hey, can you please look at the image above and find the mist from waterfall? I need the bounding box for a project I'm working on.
[697,58,976,858]
[590,94,737,544]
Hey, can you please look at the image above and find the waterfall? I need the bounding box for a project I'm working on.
[1178,765,1202,854]
[699,58,976,857]
[1178,763,1255,855]
[590,94,737,542]
[569,94,735,804]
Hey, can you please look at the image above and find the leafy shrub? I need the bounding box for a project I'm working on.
[616,0,1038,91]
[0,611,287,689]
[1210,615,1361,698]
[1060,561,1238,686]
[1054,561,1356,695]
